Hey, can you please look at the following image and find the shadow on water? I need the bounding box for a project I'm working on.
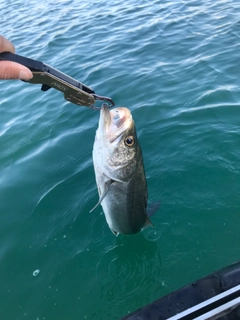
[94,232,164,319]
[114,232,159,261]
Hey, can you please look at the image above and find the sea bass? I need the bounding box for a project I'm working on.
[92,105,158,236]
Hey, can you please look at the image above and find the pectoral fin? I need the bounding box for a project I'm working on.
[90,179,113,213]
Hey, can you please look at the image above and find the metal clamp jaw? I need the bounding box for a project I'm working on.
[0,52,115,109]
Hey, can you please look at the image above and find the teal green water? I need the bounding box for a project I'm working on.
[1,0,240,319]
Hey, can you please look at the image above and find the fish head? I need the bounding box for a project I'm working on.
[94,105,142,181]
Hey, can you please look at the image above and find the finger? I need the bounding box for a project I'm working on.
[0,35,15,53]
[0,61,33,80]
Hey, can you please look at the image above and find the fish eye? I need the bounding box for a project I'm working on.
[124,136,135,147]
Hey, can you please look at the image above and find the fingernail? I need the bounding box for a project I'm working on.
[19,70,33,80]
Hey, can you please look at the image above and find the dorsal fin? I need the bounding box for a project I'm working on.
[146,202,160,217]
[143,216,153,228]
[142,202,161,229]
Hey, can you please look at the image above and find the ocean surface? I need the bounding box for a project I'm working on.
[1,0,240,319]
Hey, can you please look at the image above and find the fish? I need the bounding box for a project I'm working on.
[91,105,159,236]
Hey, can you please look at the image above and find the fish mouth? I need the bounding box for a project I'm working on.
[99,105,132,142]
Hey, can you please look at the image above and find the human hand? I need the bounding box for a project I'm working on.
[0,35,33,80]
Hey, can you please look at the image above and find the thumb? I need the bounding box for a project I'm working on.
[0,61,33,80]
[0,35,15,53]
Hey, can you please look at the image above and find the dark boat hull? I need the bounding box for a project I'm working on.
[122,261,240,320]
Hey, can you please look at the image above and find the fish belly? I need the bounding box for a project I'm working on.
[101,180,147,235]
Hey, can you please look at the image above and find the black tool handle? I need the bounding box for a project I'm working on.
[0,52,95,94]
[0,51,44,72]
